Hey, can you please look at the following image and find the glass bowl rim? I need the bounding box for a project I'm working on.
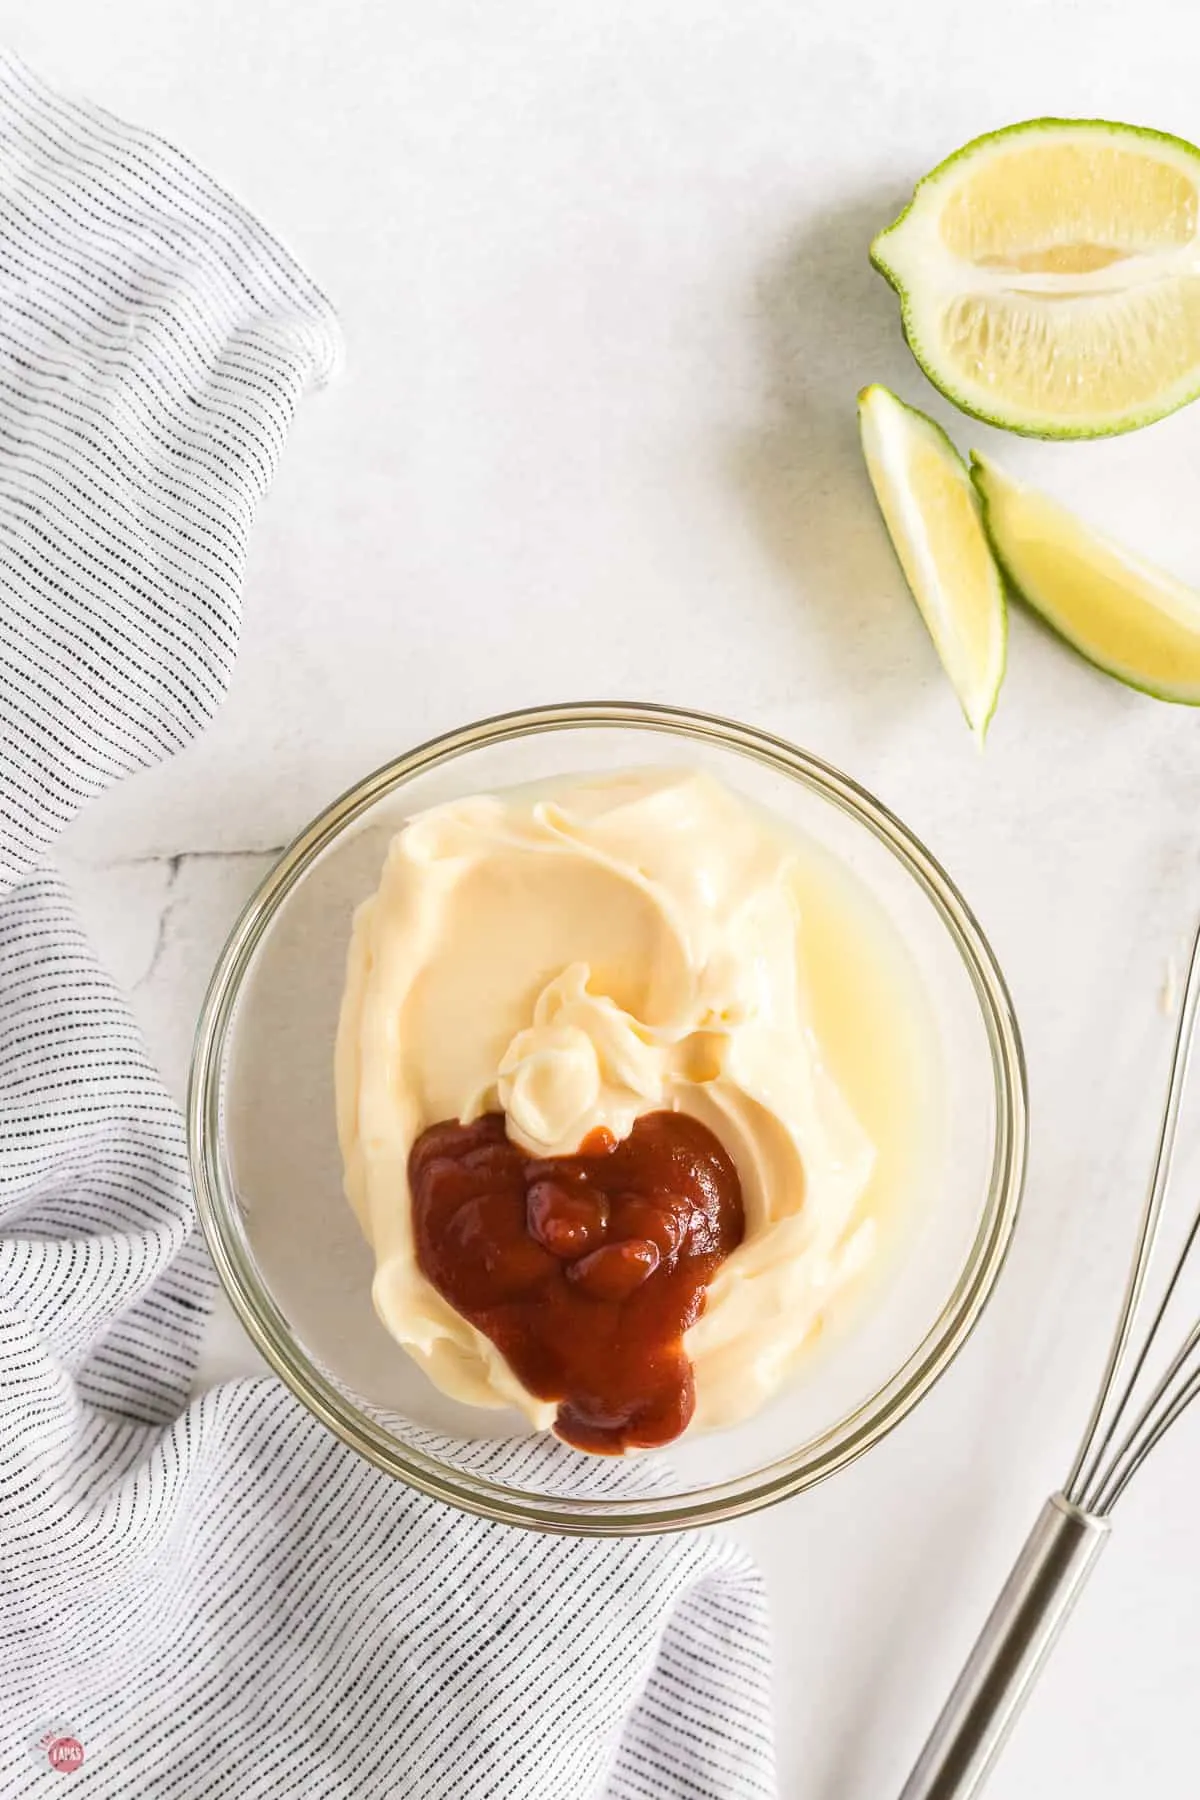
[187,700,1027,1536]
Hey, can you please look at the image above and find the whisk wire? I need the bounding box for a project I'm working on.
[1098,1361,1200,1512]
[1066,917,1200,1514]
[1086,1266,1200,1512]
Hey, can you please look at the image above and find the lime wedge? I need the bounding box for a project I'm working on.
[858,385,1006,739]
[971,453,1200,703]
[872,119,1200,437]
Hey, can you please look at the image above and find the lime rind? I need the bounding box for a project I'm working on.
[858,384,1007,739]
[872,117,1200,440]
[970,452,1200,706]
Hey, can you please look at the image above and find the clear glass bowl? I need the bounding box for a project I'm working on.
[188,702,1026,1534]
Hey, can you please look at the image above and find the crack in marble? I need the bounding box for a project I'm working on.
[131,854,184,993]
[104,846,286,869]
[124,846,285,993]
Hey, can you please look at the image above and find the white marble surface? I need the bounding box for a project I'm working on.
[25,2,1200,1793]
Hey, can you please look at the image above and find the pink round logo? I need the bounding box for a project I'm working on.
[47,1737,84,1773]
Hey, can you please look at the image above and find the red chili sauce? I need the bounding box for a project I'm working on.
[409,1109,745,1453]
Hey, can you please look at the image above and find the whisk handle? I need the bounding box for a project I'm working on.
[897,1494,1109,1800]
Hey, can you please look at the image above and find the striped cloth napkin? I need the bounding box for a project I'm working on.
[0,51,776,1799]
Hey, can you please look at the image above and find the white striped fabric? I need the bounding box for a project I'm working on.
[0,52,776,1799]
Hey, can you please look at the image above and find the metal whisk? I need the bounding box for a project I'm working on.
[899,916,1200,1800]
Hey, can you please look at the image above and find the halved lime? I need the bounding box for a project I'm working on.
[872,119,1200,437]
[858,384,1006,739]
[972,454,1200,702]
